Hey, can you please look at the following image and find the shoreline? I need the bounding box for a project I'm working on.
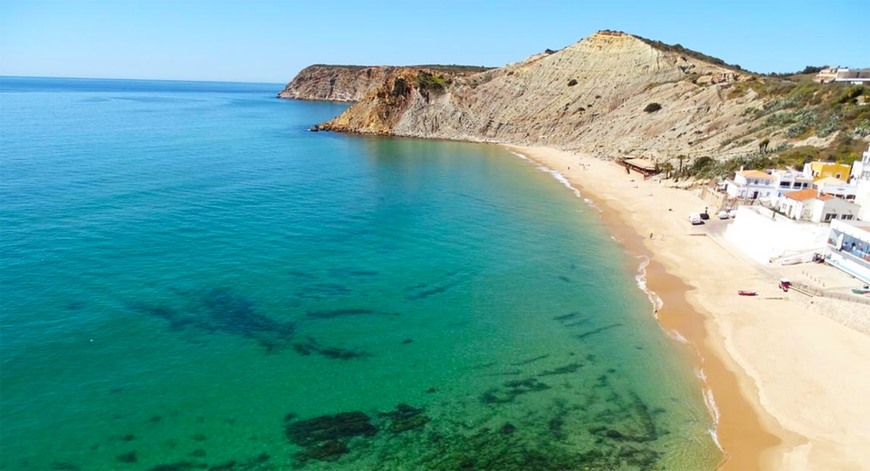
[505,145,870,470]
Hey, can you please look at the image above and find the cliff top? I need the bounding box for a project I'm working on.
[305,64,494,73]
[578,30,749,74]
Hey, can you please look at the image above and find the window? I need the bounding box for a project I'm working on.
[825,214,834,222]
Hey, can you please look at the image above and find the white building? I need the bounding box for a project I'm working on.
[814,67,840,83]
[826,219,870,283]
[814,68,870,85]
[851,146,870,182]
[725,170,776,200]
[814,176,857,200]
[778,188,860,223]
[852,146,870,221]
[834,69,870,85]
[771,168,813,197]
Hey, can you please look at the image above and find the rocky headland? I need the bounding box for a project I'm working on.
[284,31,868,164]
[277,64,490,102]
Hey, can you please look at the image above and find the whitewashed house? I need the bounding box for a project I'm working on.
[725,170,776,200]
[813,176,857,200]
[778,188,860,223]
[770,168,813,198]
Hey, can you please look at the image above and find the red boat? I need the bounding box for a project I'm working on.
[737,290,758,296]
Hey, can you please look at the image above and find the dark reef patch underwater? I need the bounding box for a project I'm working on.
[0,77,720,470]
[279,392,665,470]
[130,287,297,352]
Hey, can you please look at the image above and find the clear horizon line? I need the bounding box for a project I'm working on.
[0,74,285,86]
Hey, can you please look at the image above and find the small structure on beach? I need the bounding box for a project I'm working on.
[619,158,659,179]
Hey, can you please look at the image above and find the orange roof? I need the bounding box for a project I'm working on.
[785,189,832,201]
[737,170,774,180]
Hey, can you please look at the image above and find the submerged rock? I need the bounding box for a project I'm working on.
[294,440,349,463]
[116,451,137,463]
[131,287,295,351]
[381,403,429,434]
[285,411,377,465]
[481,378,551,404]
[285,411,377,447]
[292,337,371,360]
[147,462,205,471]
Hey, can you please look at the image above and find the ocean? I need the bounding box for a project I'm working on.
[0,76,720,470]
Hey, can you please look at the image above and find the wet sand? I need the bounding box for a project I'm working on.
[506,145,870,470]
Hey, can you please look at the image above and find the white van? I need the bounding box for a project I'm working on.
[688,213,703,225]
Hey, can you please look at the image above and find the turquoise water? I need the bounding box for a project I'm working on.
[0,77,720,470]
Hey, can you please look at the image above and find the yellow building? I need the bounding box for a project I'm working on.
[803,161,852,181]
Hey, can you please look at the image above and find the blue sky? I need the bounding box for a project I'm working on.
[1,0,867,83]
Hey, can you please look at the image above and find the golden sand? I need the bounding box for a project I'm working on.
[507,145,870,470]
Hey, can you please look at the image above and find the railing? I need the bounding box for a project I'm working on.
[827,246,870,266]
[790,281,870,306]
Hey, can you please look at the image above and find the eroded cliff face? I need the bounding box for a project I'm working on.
[278,65,490,102]
[277,65,395,102]
[317,31,770,160]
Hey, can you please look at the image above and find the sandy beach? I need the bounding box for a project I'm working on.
[507,145,870,470]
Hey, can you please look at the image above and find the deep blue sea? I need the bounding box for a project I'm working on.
[0,76,719,470]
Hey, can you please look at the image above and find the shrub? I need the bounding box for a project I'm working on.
[414,71,448,91]
[854,118,870,138]
[800,65,827,75]
[835,85,864,105]
[774,146,819,168]
[689,156,715,175]
[391,77,408,97]
[643,103,662,113]
[816,113,841,137]
[784,109,818,137]
[567,79,578,87]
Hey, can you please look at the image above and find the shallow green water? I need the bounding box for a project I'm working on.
[0,77,720,470]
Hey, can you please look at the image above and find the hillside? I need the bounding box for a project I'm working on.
[310,31,869,167]
[278,64,490,102]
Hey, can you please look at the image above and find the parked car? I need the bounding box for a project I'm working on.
[689,213,703,225]
[717,211,729,219]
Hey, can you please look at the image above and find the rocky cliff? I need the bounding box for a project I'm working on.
[278,65,391,102]
[315,31,779,160]
[278,65,490,102]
